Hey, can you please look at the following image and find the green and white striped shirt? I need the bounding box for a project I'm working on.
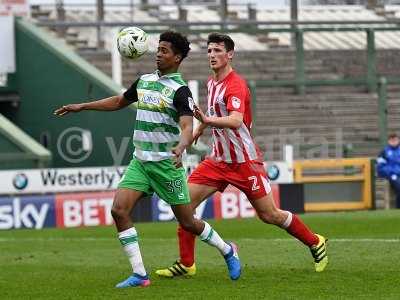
[123,71,194,161]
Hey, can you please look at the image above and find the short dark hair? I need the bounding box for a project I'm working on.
[389,133,398,139]
[159,31,190,62]
[207,33,235,51]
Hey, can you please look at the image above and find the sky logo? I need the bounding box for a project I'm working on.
[0,196,55,230]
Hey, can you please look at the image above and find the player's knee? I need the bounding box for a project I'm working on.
[179,219,196,233]
[111,205,128,221]
[259,213,273,224]
[259,211,282,225]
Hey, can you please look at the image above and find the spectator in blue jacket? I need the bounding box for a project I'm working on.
[377,133,400,208]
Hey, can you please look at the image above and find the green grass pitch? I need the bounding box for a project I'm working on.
[1,210,399,299]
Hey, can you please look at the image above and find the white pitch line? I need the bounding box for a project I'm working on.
[0,238,399,243]
[242,238,400,243]
[322,238,400,243]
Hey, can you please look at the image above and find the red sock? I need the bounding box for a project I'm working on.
[286,214,319,247]
[178,225,196,267]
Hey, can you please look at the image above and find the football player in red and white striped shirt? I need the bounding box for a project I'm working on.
[156,33,328,278]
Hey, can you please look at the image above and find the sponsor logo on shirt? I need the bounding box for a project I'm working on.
[142,94,161,105]
[232,96,241,109]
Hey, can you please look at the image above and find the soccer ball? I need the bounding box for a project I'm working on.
[117,27,149,59]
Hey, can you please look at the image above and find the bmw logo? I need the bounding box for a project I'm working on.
[13,173,28,190]
[267,165,280,181]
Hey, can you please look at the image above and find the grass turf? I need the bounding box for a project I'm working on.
[1,210,399,299]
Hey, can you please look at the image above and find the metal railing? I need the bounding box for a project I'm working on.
[36,19,400,92]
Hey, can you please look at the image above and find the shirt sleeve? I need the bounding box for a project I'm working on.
[226,80,248,114]
[173,86,194,117]
[122,79,139,103]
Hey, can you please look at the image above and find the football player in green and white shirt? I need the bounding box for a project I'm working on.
[54,31,241,288]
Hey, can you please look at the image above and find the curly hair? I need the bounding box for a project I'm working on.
[159,31,191,62]
[207,32,235,52]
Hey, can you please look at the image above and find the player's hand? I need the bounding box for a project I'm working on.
[193,105,209,124]
[193,127,204,145]
[53,104,84,116]
[171,145,184,168]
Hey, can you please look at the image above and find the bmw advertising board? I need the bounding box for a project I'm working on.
[0,166,126,194]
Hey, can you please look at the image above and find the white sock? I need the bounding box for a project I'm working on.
[199,221,231,255]
[281,210,293,229]
[118,227,147,276]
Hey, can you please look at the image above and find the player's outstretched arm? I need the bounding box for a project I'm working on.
[194,105,243,129]
[53,95,132,117]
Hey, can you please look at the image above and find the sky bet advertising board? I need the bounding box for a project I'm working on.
[0,192,116,230]
[0,186,285,230]
[0,195,56,230]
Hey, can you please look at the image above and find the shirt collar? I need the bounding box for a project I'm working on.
[154,70,181,79]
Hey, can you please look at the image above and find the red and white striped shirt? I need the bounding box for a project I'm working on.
[207,70,262,163]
